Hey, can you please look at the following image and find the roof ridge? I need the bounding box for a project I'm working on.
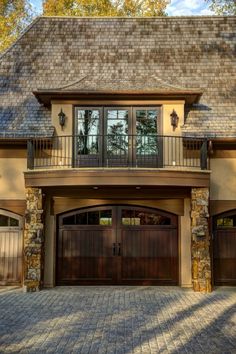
[40,15,236,19]
[0,16,41,61]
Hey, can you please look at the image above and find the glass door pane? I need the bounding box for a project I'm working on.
[105,109,130,167]
[134,108,161,167]
[75,108,101,167]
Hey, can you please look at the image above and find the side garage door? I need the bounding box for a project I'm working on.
[214,211,236,285]
[57,205,178,285]
[0,210,23,285]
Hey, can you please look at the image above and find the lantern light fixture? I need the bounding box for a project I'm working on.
[170,109,179,130]
[58,108,66,130]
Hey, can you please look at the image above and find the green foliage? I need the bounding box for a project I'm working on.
[0,0,33,53]
[43,0,170,17]
[206,0,236,15]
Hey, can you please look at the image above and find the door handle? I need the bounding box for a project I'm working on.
[113,243,116,256]
[118,243,121,256]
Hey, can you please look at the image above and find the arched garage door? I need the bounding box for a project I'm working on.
[214,211,236,285]
[0,210,23,285]
[57,205,178,285]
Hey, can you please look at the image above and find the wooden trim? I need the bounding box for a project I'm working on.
[0,148,27,158]
[211,150,236,158]
[34,90,202,107]
[46,186,190,199]
[25,169,210,188]
[55,99,186,106]
[53,198,185,216]
[210,200,236,216]
[210,138,236,144]
[0,200,26,216]
[0,140,28,144]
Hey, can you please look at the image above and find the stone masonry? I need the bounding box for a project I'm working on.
[191,188,211,293]
[24,187,44,292]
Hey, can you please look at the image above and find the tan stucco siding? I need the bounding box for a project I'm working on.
[180,198,192,287]
[0,158,26,199]
[51,102,185,137]
[210,158,236,200]
[162,103,184,136]
[44,196,55,288]
[52,104,73,136]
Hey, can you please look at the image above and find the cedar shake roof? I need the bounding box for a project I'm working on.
[0,16,235,138]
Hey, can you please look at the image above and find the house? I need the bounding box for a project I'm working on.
[0,16,235,292]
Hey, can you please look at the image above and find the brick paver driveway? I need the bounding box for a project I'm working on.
[0,287,235,354]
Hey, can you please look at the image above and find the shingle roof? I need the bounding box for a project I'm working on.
[0,16,235,138]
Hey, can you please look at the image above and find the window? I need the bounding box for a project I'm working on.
[121,209,171,226]
[216,215,236,228]
[74,106,161,168]
[0,214,19,227]
[62,210,112,226]
[76,109,100,155]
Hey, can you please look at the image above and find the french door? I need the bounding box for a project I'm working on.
[57,205,178,285]
[75,106,162,167]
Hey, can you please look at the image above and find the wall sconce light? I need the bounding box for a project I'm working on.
[170,109,179,130]
[58,108,66,130]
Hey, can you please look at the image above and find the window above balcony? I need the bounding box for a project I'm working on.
[74,106,162,168]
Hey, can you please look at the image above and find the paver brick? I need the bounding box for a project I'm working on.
[0,287,235,353]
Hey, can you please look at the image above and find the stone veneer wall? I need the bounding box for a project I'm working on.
[191,188,212,293]
[24,187,44,292]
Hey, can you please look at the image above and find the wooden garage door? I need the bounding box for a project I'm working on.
[0,210,23,285]
[57,206,178,285]
[214,211,236,285]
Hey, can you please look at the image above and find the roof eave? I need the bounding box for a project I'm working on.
[33,90,203,106]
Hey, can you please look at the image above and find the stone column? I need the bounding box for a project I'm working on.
[191,188,212,293]
[24,187,44,292]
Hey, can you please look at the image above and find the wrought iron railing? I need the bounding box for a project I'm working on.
[27,135,208,170]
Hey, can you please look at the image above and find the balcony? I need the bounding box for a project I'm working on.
[27,135,208,171]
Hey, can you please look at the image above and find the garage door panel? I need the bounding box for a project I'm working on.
[121,258,175,280]
[57,228,114,282]
[214,231,236,258]
[57,206,178,285]
[58,256,114,281]
[121,229,176,257]
[0,217,22,285]
[214,211,236,285]
[214,259,236,284]
[121,229,177,282]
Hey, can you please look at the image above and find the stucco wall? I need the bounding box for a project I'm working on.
[162,103,184,136]
[0,158,26,199]
[180,198,192,287]
[44,196,55,288]
[210,158,236,200]
[51,104,73,136]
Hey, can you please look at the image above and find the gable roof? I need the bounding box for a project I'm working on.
[0,16,235,138]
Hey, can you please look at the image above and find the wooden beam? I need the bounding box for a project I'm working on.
[24,168,210,188]
[0,200,26,216]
